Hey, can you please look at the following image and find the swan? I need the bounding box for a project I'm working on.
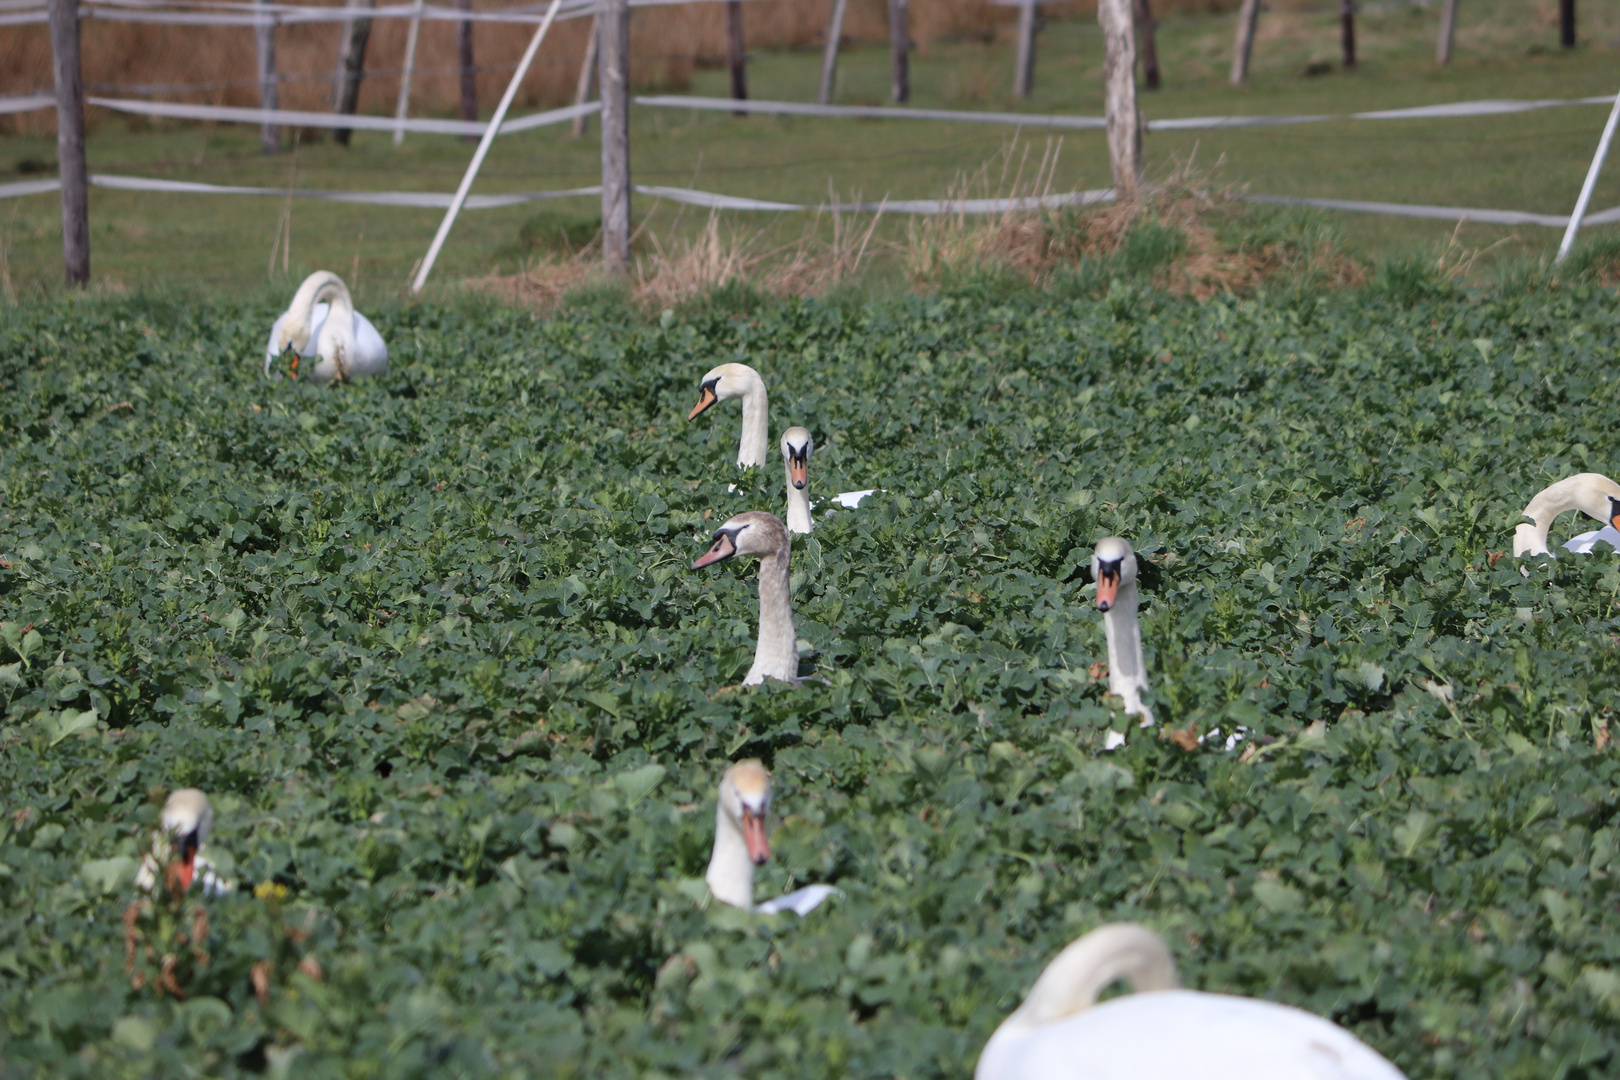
[707,759,838,916]
[1512,473,1620,557]
[691,510,799,686]
[264,270,388,383]
[1092,537,1154,743]
[976,922,1407,1080]
[133,788,234,897]
[782,427,814,534]
[689,363,769,468]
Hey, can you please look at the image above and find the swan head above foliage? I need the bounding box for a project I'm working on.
[688,363,765,421]
[1090,536,1139,612]
[160,788,214,890]
[691,511,790,569]
[718,759,772,865]
[781,427,813,490]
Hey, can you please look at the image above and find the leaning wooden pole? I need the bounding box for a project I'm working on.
[887,0,909,104]
[1099,0,1143,198]
[725,0,747,114]
[1229,0,1260,85]
[1013,0,1037,99]
[1436,0,1458,64]
[48,0,89,286]
[817,0,847,105]
[599,0,631,273]
[1137,0,1160,90]
[411,0,565,293]
[255,0,279,153]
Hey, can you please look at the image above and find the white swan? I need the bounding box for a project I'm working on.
[1092,537,1154,741]
[691,510,799,686]
[707,759,838,916]
[133,788,234,897]
[976,923,1407,1080]
[1512,473,1620,557]
[265,270,388,383]
[689,363,769,468]
[782,427,814,534]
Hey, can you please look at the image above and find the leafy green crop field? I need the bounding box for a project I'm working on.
[2,277,1619,1078]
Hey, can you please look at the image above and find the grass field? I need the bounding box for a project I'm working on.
[3,0,1620,300]
[4,260,1620,1075]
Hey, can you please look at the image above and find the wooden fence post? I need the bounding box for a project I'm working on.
[392,0,424,146]
[887,0,909,104]
[1560,0,1574,49]
[817,0,847,105]
[255,0,279,153]
[600,0,631,273]
[457,0,476,142]
[1098,0,1142,198]
[1229,0,1260,85]
[1013,0,1037,99]
[1436,0,1457,64]
[1340,0,1356,70]
[725,0,747,114]
[573,15,599,136]
[332,0,376,147]
[48,0,89,286]
[1137,0,1160,90]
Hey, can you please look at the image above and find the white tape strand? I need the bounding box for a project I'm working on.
[0,94,54,115]
[85,95,599,136]
[1240,193,1590,228]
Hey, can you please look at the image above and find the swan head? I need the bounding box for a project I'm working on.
[160,788,213,890]
[689,363,764,421]
[692,511,790,569]
[781,427,813,489]
[718,759,772,865]
[1090,536,1138,612]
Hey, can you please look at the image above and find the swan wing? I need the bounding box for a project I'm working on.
[1563,526,1620,554]
[832,489,877,509]
[978,990,1406,1080]
[349,310,390,375]
[754,884,840,916]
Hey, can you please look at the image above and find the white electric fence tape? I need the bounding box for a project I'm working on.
[81,95,599,136]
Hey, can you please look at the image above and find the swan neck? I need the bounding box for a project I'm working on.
[745,542,797,685]
[1012,925,1180,1029]
[1103,581,1152,725]
[705,802,754,909]
[738,381,769,468]
[784,473,813,534]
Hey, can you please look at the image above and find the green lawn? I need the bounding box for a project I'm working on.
[2,0,1620,299]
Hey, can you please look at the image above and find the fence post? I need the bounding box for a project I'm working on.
[1229,0,1260,85]
[573,14,599,136]
[393,0,424,146]
[332,0,376,147]
[817,0,847,105]
[1013,0,1037,99]
[725,0,747,114]
[457,0,476,142]
[1098,0,1142,198]
[1137,0,1160,90]
[1436,0,1457,64]
[48,0,89,287]
[1340,0,1356,70]
[255,0,279,153]
[1560,0,1574,49]
[887,0,908,104]
[600,0,631,273]
[1556,86,1620,263]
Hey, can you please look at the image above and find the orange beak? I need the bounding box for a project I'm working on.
[688,385,718,420]
[789,457,808,489]
[692,532,736,569]
[741,807,770,864]
[1096,569,1120,612]
[1611,510,1620,533]
[289,353,300,381]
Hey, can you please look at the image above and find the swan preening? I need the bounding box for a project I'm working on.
[976,923,1407,1080]
[1092,537,1154,734]
[707,760,838,916]
[265,270,388,383]
[691,511,800,686]
[690,363,770,468]
[1513,473,1620,557]
[133,788,233,897]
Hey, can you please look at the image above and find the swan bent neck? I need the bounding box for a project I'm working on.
[1006,924,1180,1032]
[736,380,769,468]
[1514,473,1620,557]
[280,271,347,353]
